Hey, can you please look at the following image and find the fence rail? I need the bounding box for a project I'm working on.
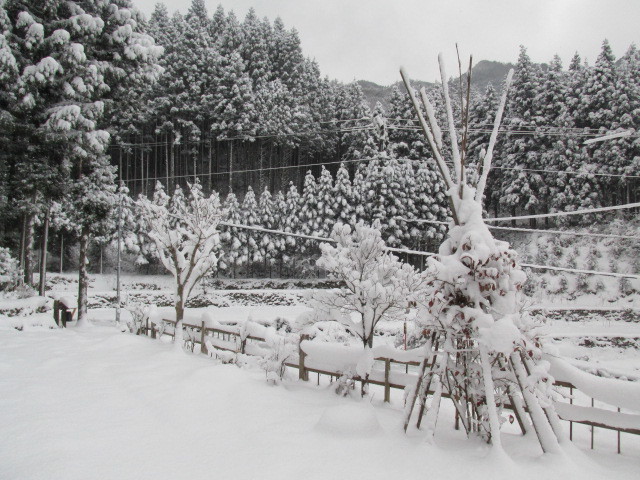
[138,317,639,453]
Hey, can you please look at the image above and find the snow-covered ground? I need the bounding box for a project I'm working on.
[2,272,640,478]
[1,325,639,480]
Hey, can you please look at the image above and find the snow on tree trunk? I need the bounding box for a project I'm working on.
[76,228,90,327]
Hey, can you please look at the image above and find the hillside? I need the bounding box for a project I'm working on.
[358,59,515,111]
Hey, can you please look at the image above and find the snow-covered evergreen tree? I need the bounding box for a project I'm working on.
[240,187,261,270]
[259,186,280,269]
[221,191,243,277]
[299,170,319,250]
[315,166,336,238]
[500,46,545,224]
[332,163,355,226]
[281,182,301,271]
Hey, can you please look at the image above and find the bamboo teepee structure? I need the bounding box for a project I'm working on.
[400,53,565,453]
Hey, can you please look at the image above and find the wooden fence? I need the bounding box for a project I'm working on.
[138,317,640,454]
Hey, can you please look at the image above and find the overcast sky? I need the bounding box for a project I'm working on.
[133,0,640,85]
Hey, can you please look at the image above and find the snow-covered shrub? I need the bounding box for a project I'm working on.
[0,247,20,290]
[619,277,636,296]
[545,275,567,295]
[393,322,427,350]
[258,335,295,385]
[310,222,424,348]
[124,302,146,334]
[274,317,292,333]
[183,325,198,353]
[333,372,357,397]
[306,320,352,345]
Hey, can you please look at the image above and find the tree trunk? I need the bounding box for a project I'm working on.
[19,213,26,280]
[23,212,35,286]
[366,334,374,348]
[38,205,50,296]
[77,227,90,326]
[170,133,175,191]
[59,234,64,274]
[174,285,185,351]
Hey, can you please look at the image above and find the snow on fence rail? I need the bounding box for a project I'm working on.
[138,316,640,452]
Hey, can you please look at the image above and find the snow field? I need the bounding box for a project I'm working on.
[1,325,639,480]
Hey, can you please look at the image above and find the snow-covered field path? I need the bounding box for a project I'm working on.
[1,326,638,480]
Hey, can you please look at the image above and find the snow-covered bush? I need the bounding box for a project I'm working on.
[124,302,146,334]
[310,222,424,348]
[183,325,199,353]
[136,181,224,351]
[0,247,20,290]
[258,335,295,385]
[333,372,357,397]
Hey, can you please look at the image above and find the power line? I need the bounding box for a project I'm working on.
[121,156,381,184]
[219,221,640,280]
[110,126,375,148]
[519,263,640,280]
[489,165,640,179]
[119,153,640,184]
[483,202,640,222]
[397,217,640,241]
[218,221,437,258]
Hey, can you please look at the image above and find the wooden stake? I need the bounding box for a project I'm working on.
[200,321,208,356]
[510,353,561,454]
[299,334,309,381]
[384,358,391,403]
[403,334,435,432]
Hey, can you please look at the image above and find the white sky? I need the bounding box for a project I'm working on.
[133,0,640,85]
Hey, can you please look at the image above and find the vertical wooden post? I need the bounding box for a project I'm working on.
[569,386,573,441]
[299,334,309,381]
[591,397,595,449]
[145,317,149,336]
[150,322,156,339]
[384,358,391,403]
[617,408,621,454]
[200,321,208,356]
[53,299,60,327]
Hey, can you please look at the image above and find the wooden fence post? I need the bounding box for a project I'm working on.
[53,300,60,327]
[200,321,208,356]
[591,397,595,449]
[617,407,621,454]
[384,358,391,403]
[150,322,156,339]
[299,334,309,381]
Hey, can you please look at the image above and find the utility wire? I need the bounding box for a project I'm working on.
[218,221,437,258]
[397,217,640,241]
[119,154,640,183]
[484,202,640,222]
[219,221,640,280]
[121,156,381,184]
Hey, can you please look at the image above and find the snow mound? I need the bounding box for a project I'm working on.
[315,403,381,437]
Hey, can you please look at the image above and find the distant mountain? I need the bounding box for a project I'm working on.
[358,59,515,112]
